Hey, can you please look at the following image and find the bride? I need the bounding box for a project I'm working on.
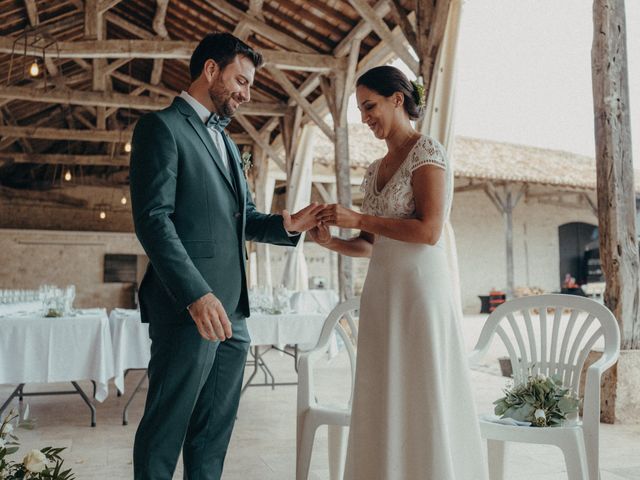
[311,65,488,479]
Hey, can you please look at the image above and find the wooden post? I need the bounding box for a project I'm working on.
[592,0,640,349]
[335,114,354,300]
[484,182,527,298]
[252,143,274,288]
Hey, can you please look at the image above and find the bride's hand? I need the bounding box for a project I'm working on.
[307,222,332,245]
[317,204,362,229]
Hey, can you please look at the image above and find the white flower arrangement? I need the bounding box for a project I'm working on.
[0,409,75,479]
[241,151,253,174]
[493,373,580,427]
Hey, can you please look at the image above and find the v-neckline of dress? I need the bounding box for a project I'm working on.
[372,135,423,195]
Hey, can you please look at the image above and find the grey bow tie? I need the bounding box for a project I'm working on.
[206,112,231,132]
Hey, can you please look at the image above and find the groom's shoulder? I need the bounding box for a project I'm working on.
[135,101,181,131]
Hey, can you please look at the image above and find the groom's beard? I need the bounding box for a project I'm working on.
[208,83,240,118]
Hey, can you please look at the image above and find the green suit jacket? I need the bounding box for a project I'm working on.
[130,97,298,323]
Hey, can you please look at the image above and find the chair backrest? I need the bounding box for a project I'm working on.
[469,294,620,395]
[298,297,360,409]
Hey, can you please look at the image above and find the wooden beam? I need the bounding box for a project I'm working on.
[347,0,418,73]
[111,70,174,97]
[0,186,88,208]
[0,85,290,115]
[234,114,286,172]
[23,0,39,27]
[387,0,418,54]
[0,125,132,142]
[0,125,252,146]
[105,58,131,75]
[105,12,154,38]
[336,1,390,55]
[0,37,342,72]
[98,0,123,14]
[1,152,129,166]
[340,38,362,119]
[419,0,451,85]
[152,0,169,38]
[267,67,334,141]
[592,0,639,350]
[0,107,33,153]
[204,0,315,53]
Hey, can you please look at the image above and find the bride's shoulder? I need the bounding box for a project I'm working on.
[410,135,447,171]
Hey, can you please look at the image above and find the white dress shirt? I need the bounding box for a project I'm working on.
[179,90,229,171]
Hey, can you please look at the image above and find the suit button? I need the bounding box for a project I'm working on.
[234,212,241,218]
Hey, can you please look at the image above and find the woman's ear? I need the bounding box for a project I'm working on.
[394,91,404,107]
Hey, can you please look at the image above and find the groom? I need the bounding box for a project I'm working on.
[129,33,320,479]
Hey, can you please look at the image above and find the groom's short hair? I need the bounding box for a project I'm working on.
[190,33,263,81]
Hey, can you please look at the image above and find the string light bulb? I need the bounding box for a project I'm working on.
[64,169,72,181]
[120,195,127,205]
[99,211,106,220]
[29,60,39,77]
[124,141,132,153]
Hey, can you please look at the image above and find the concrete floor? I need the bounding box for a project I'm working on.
[2,315,639,479]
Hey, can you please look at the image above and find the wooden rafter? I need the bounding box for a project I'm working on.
[1,153,129,166]
[98,0,124,14]
[0,37,344,72]
[347,0,418,73]
[204,0,315,54]
[267,66,335,141]
[0,107,33,153]
[387,0,418,54]
[0,126,251,146]
[0,186,88,208]
[235,114,286,172]
[417,0,451,85]
[0,86,290,116]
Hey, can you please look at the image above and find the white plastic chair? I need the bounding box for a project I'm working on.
[469,294,620,480]
[296,297,360,480]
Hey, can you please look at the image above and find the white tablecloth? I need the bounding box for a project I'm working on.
[109,309,151,394]
[289,289,339,315]
[0,301,43,317]
[0,309,115,402]
[107,309,328,391]
[248,312,326,349]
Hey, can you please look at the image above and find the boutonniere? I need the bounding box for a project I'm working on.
[241,151,253,174]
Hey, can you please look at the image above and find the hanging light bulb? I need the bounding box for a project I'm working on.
[99,211,106,220]
[124,141,132,153]
[120,195,127,205]
[64,169,72,181]
[29,60,40,77]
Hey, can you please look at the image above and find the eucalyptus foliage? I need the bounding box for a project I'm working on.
[494,374,580,427]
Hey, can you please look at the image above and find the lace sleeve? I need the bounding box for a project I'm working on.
[360,160,379,194]
[409,136,446,172]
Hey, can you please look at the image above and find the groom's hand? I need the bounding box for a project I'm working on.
[187,293,232,341]
[282,202,323,233]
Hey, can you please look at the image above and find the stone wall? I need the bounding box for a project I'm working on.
[0,187,598,314]
[0,229,144,311]
[451,189,597,312]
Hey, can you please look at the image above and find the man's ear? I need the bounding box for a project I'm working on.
[203,59,219,82]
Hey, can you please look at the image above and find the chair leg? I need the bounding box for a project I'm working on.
[486,439,506,480]
[559,439,588,480]
[328,425,348,480]
[296,416,318,480]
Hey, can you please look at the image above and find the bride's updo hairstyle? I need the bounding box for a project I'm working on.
[356,65,426,121]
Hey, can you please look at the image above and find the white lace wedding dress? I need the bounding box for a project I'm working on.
[344,135,488,480]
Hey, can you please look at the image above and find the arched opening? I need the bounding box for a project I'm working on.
[558,222,598,288]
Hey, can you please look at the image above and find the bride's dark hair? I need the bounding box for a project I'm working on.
[356,65,425,121]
